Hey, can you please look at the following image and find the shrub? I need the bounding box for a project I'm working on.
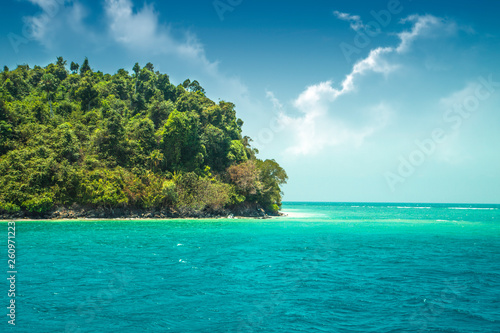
[174,172,231,212]
[0,201,21,213]
[227,160,261,196]
[21,193,53,213]
[80,168,128,208]
[140,174,178,209]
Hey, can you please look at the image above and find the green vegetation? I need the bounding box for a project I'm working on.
[0,58,287,216]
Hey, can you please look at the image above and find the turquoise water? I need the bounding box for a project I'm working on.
[2,202,500,332]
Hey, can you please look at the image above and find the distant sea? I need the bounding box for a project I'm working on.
[3,202,500,332]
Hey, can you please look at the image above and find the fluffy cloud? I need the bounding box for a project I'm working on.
[104,0,217,73]
[279,14,456,156]
[21,0,88,49]
[279,101,391,155]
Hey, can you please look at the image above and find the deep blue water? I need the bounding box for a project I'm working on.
[2,202,500,332]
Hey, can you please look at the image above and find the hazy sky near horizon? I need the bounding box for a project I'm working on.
[2,0,500,203]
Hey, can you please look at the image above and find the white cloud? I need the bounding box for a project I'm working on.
[280,14,456,156]
[333,11,365,31]
[279,101,392,155]
[104,0,218,74]
[21,0,96,50]
[397,14,457,53]
[293,46,396,116]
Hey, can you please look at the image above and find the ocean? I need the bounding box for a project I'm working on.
[3,202,500,332]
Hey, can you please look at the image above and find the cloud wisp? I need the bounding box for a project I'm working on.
[333,11,365,32]
[278,14,457,156]
[396,14,457,53]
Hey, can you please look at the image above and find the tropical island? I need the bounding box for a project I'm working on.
[0,57,287,219]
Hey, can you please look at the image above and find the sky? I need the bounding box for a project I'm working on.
[1,0,500,203]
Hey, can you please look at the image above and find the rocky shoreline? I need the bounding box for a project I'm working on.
[0,203,280,220]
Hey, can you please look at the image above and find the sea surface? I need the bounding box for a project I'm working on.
[2,202,500,332]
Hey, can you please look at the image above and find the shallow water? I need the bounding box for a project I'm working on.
[2,202,500,332]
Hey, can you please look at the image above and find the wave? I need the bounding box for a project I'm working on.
[395,206,432,209]
[348,205,433,209]
[360,205,497,210]
[448,207,497,210]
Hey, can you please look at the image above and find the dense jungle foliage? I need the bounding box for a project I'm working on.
[0,57,287,215]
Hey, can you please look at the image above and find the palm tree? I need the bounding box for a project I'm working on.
[147,149,165,173]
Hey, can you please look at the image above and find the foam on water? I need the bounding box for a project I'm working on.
[280,209,324,219]
[448,207,497,210]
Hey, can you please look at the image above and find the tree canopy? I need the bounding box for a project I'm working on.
[0,58,287,216]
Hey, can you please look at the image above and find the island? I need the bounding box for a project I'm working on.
[0,57,287,219]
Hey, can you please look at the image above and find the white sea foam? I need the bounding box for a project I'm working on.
[448,207,497,210]
[395,206,432,209]
[281,210,323,218]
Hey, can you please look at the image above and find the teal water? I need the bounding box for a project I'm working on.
[2,202,500,332]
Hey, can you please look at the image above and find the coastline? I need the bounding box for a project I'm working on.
[0,203,282,221]
[0,216,279,222]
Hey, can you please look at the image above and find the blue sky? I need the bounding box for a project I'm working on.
[2,0,500,203]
